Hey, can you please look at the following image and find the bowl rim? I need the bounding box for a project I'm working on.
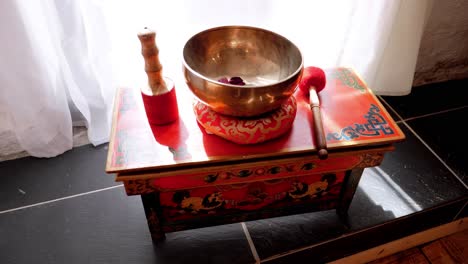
[182,25,304,88]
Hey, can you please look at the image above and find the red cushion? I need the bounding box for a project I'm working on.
[194,97,297,144]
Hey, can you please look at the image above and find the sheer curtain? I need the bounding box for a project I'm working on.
[0,0,113,158]
[0,0,432,158]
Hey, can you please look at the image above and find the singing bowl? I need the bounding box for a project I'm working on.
[182,26,303,117]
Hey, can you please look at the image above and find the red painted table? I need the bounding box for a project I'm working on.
[106,68,405,242]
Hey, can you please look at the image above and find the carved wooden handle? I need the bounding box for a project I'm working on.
[137,27,167,95]
[309,87,328,160]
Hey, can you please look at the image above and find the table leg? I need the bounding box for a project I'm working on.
[337,168,364,221]
[141,192,166,243]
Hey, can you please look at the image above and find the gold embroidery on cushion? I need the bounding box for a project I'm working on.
[195,97,296,144]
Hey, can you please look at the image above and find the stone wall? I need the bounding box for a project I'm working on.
[413,0,468,87]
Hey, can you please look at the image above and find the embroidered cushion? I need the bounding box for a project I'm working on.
[194,97,297,144]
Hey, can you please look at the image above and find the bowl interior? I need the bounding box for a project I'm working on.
[183,26,302,86]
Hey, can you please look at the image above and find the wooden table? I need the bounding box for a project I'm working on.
[105,67,405,242]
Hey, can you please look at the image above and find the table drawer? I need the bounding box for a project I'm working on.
[158,171,346,223]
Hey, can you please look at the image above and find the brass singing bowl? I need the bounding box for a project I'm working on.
[182,26,303,117]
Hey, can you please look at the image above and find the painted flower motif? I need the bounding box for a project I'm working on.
[219,172,230,180]
[204,174,218,183]
[268,166,282,174]
[255,168,266,175]
[301,163,316,170]
[238,169,253,177]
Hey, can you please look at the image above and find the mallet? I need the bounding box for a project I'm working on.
[137,27,179,125]
[299,66,328,160]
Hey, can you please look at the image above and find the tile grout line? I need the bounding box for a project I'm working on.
[241,222,261,263]
[401,105,468,123]
[378,95,468,123]
[258,229,343,263]
[379,97,468,190]
[377,95,401,121]
[0,185,124,215]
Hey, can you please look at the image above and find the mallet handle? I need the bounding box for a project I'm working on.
[137,28,167,95]
[309,87,328,159]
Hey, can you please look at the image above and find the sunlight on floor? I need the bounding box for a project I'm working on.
[360,166,423,217]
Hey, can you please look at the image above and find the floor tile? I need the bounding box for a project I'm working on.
[0,187,254,264]
[246,124,467,259]
[245,210,347,259]
[348,124,467,230]
[267,198,466,264]
[0,144,119,211]
[406,107,468,184]
[154,224,254,264]
[381,78,468,119]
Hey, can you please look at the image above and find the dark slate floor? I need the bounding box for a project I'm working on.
[1,79,467,264]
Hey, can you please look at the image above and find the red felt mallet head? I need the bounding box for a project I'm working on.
[299,66,326,94]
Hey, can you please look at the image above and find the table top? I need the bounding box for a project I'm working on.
[106,67,405,174]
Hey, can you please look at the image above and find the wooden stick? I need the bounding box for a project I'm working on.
[309,86,328,159]
[137,27,168,95]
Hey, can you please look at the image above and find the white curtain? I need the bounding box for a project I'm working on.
[0,0,113,158]
[0,0,431,158]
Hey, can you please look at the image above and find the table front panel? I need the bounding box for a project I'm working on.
[152,155,360,191]
[158,171,346,223]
